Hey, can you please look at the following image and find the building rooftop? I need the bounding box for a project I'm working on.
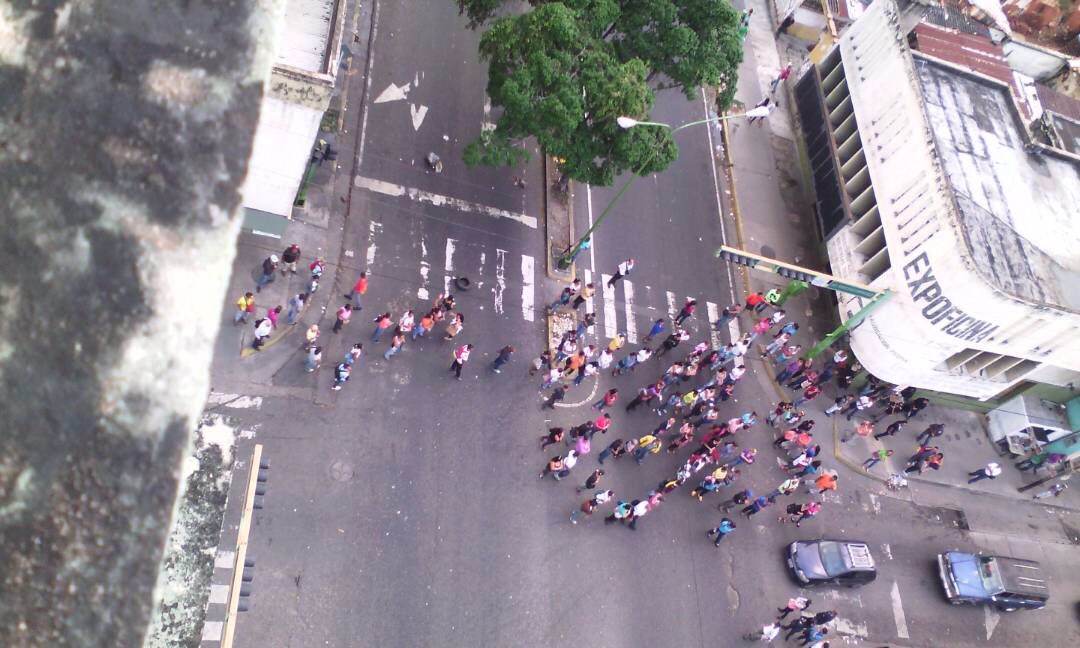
[914,55,1080,312]
[277,0,336,73]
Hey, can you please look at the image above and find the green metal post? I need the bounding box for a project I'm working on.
[804,290,893,360]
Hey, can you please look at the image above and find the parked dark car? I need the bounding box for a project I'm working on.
[787,540,877,587]
[937,552,1048,611]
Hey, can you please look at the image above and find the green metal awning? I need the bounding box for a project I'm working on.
[241,207,288,239]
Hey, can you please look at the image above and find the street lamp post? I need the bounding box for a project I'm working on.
[556,107,772,269]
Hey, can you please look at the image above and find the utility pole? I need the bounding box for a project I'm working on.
[715,245,893,359]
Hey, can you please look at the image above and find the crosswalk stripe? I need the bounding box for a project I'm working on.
[521,255,534,322]
[666,291,677,321]
[601,274,617,339]
[706,301,721,349]
[583,269,595,320]
[728,318,741,344]
[623,280,637,344]
[443,238,455,296]
[417,234,430,300]
[493,249,507,314]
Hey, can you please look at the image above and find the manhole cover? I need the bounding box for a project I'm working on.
[329,459,354,482]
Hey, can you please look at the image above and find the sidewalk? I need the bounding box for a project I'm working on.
[723,0,1080,514]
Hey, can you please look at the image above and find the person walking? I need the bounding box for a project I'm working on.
[657,328,689,358]
[643,318,665,344]
[411,310,434,341]
[597,437,627,464]
[449,344,473,380]
[254,254,279,291]
[717,488,752,513]
[777,596,811,620]
[813,471,838,495]
[606,333,626,353]
[675,299,697,326]
[632,434,661,464]
[529,350,552,377]
[332,304,352,333]
[841,419,874,444]
[285,292,307,324]
[345,271,368,307]
[605,500,632,525]
[706,517,736,546]
[541,385,567,410]
[304,345,322,373]
[371,312,392,342]
[548,286,575,311]
[279,243,301,275]
[824,394,853,417]
[343,342,363,367]
[233,292,256,325]
[715,303,742,329]
[798,626,827,647]
[251,317,273,350]
[782,615,813,641]
[575,312,596,338]
[916,423,945,446]
[902,396,930,420]
[306,257,325,294]
[1033,483,1069,499]
[571,283,595,310]
[747,621,781,643]
[305,323,320,349]
[539,455,565,480]
[593,388,618,411]
[570,489,614,524]
[741,495,772,518]
[576,468,605,493]
[769,62,793,93]
[767,477,801,500]
[793,384,821,407]
[443,312,465,340]
[967,462,1002,484]
[607,258,636,288]
[842,394,875,421]
[873,419,905,440]
[383,327,405,360]
[492,345,514,373]
[863,447,893,470]
[330,362,351,391]
[539,427,565,451]
[784,501,821,527]
[627,499,650,531]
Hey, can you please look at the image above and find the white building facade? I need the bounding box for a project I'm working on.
[242,0,345,219]
[794,0,1080,400]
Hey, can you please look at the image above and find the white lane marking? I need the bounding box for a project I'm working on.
[365,221,381,266]
[493,249,506,315]
[700,90,737,303]
[356,0,381,168]
[891,581,910,639]
[478,251,486,287]
[521,255,534,322]
[374,82,409,103]
[666,291,677,321]
[706,301,721,349]
[985,605,1000,640]
[601,274,617,339]
[583,269,594,321]
[201,621,224,642]
[354,176,537,228]
[208,583,229,605]
[623,280,637,344]
[727,318,741,344]
[410,103,428,131]
[417,234,430,300]
[214,550,235,569]
[444,238,455,296]
[206,394,263,409]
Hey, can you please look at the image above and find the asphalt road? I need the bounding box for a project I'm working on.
[224,1,1080,647]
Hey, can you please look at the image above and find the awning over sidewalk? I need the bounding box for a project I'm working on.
[241,207,288,239]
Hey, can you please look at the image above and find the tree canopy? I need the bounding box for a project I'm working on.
[458,0,741,185]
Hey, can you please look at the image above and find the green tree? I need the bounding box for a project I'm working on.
[457,0,741,184]
[473,2,676,186]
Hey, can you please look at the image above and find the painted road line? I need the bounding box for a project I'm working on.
[202,621,224,642]
[354,176,537,228]
[365,221,381,266]
[208,583,230,605]
[521,255,534,322]
[700,90,737,304]
[666,291,677,322]
[984,604,1000,640]
[493,249,507,314]
[444,238,455,297]
[891,581,910,639]
[706,301,721,349]
[623,280,637,344]
[214,550,235,570]
[727,318,741,344]
[417,234,430,300]
[601,274,617,339]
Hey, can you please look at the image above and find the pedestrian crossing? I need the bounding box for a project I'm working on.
[360,223,735,345]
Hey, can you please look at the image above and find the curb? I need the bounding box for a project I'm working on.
[831,417,889,485]
[719,115,751,296]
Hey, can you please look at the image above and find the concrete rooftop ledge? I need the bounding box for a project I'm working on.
[0,0,280,645]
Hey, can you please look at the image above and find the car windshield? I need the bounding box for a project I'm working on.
[979,557,1005,594]
[818,542,847,576]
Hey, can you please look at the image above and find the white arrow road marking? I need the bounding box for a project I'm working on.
[374,82,409,103]
[410,103,428,131]
[354,176,537,229]
[891,581,910,639]
[985,604,1000,640]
